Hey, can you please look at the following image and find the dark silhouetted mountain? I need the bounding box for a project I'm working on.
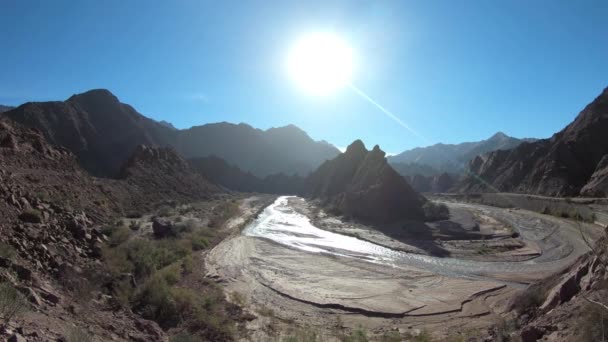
[189,155,304,194]
[177,123,339,177]
[305,140,426,222]
[458,87,608,197]
[388,132,535,176]
[1,89,339,178]
[1,89,177,177]
[0,105,14,113]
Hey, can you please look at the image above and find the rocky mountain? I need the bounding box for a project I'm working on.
[0,105,15,113]
[189,155,304,194]
[176,123,339,177]
[458,87,608,196]
[305,140,426,222]
[1,89,177,177]
[388,132,535,176]
[119,145,220,203]
[0,119,228,341]
[1,89,340,178]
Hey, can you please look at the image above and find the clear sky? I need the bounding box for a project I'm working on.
[1,0,607,153]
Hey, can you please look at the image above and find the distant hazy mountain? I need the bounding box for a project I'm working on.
[1,89,340,178]
[388,132,536,176]
[0,105,15,113]
[305,140,425,222]
[189,155,304,194]
[458,87,608,197]
[176,122,339,177]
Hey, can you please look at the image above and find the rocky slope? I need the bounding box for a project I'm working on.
[1,90,340,179]
[459,87,608,197]
[389,132,535,176]
[189,155,304,194]
[305,140,426,222]
[0,119,174,341]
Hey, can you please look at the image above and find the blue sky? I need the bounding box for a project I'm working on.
[1,0,607,153]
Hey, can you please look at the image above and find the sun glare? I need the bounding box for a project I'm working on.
[287,32,353,96]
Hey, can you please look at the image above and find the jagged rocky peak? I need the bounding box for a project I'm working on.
[346,139,366,153]
[306,139,426,222]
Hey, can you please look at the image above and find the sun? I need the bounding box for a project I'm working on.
[287,32,353,96]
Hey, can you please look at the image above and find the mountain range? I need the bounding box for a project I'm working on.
[388,132,536,177]
[1,89,339,178]
[458,87,608,197]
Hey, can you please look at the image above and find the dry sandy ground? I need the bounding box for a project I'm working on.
[204,196,597,341]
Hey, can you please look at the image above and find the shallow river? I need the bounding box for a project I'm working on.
[244,196,588,282]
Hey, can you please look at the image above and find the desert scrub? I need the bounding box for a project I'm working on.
[65,326,94,342]
[0,242,17,260]
[343,326,369,342]
[0,282,29,323]
[423,201,450,221]
[109,226,131,246]
[208,200,240,228]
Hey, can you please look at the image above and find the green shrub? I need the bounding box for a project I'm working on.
[0,282,29,323]
[135,276,179,328]
[0,242,17,260]
[191,237,209,251]
[108,226,131,247]
[343,326,368,342]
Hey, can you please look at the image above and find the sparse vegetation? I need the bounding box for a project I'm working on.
[65,326,94,342]
[0,242,17,260]
[342,326,368,342]
[511,285,546,315]
[0,282,29,323]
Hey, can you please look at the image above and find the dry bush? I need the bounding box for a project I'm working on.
[0,282,28,323]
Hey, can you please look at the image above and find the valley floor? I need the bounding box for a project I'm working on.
[205,196,600,341]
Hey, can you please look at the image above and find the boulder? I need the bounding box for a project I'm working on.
[152,218,175,238]
[520,325,545,342]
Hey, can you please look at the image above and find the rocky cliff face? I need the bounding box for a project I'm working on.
[459,87,608,196]
[305,140,426,222]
